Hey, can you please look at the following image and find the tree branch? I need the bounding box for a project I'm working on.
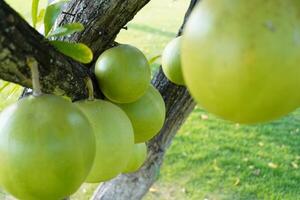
[57,0,151,59]
[0,1,90,100]
[1,0,152,100]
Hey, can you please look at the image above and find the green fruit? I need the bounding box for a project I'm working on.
[123,143,147,173]
[95,44,151,103]
[0,95,95,200]
[162,36,185,85]
[182,0,300,124]
[116,85,166,143]
[75,99,134,183]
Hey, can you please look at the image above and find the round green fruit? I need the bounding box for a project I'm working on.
[0,95,95,200]
[182,0,300,124]
[162,36,185,85]
[75,99,134,183]
[116,85,166,143]
[123,143,147,173]
[95,44,151,103]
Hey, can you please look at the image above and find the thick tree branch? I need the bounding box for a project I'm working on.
[0,1,90,100]
[57,0,151,59]
[1,0,152,100]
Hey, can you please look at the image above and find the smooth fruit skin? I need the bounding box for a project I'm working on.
[75,100,134,183]
[162,36,185,85]
[0,95,95,200]
[116,85,166,143]
[123,143,147,173]
[95,44,151,103]
[182,0,300,124]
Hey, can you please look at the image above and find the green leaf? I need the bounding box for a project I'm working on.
[31,0,40,28]
[0,82,10,93]
[148,55,161,65]
[48,23,84,37]
[7,85,21,98]
[50,41,93,64]
[37,8,46,25]
[44,0,69,36]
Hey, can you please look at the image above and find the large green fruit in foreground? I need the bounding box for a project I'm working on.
[95,44,151,103]
[0,95,95,200]
[117,85,166,143]
[162,36,185,85]
[123,143,147,173]
[76,99,134,183]
[182,0,300,124]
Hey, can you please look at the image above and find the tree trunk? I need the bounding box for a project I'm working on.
[92,1,199,199]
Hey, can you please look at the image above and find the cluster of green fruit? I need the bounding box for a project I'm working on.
[162,0,300,124]
[1,0,300,199]
[0,45,165,200]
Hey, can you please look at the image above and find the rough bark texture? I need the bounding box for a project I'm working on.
[1,0,152,100]
[92,1,199,199]
[21,0,151,98]
[57,0,151,59]
[0,1,90,100]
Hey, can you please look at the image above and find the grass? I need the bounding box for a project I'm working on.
[145,108,300,200]
[2,0,300,199]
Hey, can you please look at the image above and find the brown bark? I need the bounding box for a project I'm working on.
[57,0,151,59]
[91,1,199,199]
[20,0,151,98]
[1,0,152,100]
[0,1,90,100]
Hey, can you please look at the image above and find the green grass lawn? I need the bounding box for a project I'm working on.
[145,108,300,200]
[2,0,300,199]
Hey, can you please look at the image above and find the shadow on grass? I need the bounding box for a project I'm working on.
[128,23,176,38]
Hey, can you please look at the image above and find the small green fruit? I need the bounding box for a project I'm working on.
[123,143,147,173]
[0,95,95,200]
[75,99,134,183]
[162,36,185,85]
[116,85,166,143]
[95,44,151,103]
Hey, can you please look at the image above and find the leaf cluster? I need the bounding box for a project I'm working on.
[32,0,93,64]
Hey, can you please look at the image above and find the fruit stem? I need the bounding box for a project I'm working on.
[27,57,42,96]
[85,77,95,101]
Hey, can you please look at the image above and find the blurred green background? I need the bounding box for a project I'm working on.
[1,0,300,199]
